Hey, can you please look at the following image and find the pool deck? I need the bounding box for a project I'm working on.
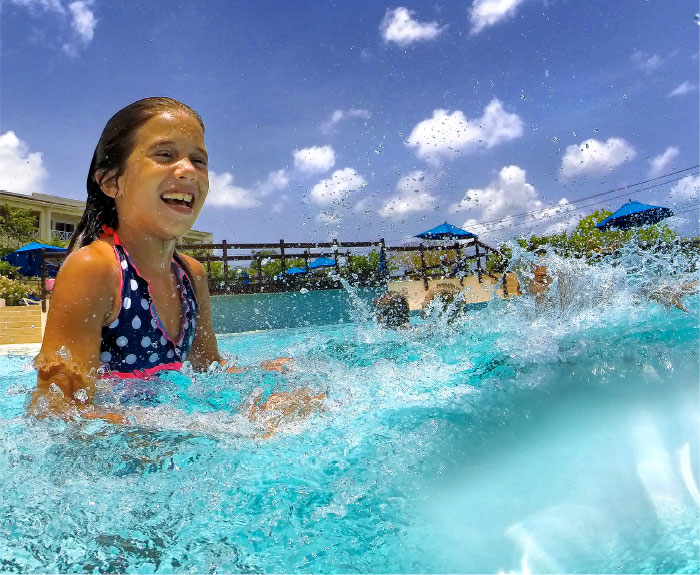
[0,343,41,356]
[387,273,519,310]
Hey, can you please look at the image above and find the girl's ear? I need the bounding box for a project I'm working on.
[96,168,120,198]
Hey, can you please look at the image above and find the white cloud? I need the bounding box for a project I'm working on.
[450,165,578,238]
[322,108,371,132]
[0,131,47,195]
[207,168,289,209]
[11,0,97,54]
[67,1,96,43]
[206,171,261,209]
[648,146,679,178]
[406,99,523,165]
[631,50,662,74]
[9,0,64,14]
[669,174,700,204]
[293,145,336,174]
[668,81,696,97]
[560,137,637,178]
[257,169,289,197]
[469,0,526,35]
[380,7,444,47]
[310,167,366,206]
[379,170,437,219]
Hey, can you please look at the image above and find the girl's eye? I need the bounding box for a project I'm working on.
[155,151,174,160]
[193,157,208,166]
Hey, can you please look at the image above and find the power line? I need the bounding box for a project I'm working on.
[385,165,699,242]
[480,180,696,232]
[476,171,699,234]
[470,166,698,228]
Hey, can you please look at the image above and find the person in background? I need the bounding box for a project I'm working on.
[373,291,411,328]
[527,248,552,300]
[421,282,465,321]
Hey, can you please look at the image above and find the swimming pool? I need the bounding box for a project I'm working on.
[1,252,698,573]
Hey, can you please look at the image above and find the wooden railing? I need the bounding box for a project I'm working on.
[37,238,500,305]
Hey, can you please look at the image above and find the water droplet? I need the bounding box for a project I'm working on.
[49,383,63,396]
[73,389,88,403]
[552,136,559,142]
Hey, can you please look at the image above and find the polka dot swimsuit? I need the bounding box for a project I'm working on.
[99,236,198,378]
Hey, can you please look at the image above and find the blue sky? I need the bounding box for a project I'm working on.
[1,0,698,244]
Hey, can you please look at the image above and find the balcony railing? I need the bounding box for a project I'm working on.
[52,229,73,242]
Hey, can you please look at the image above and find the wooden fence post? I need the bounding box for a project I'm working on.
[279,239,286,273]
[332,239,340,275]
[221,240,229,292]
[379,238,387,281]
[455,241,462,276]
[419,243,429,290]
[475,241,482,283]
[40,248,47,312]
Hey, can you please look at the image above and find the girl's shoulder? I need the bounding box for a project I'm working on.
[59,239,121,285]
[177,252,205,274]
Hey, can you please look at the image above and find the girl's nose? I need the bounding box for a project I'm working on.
[174,158,196,180]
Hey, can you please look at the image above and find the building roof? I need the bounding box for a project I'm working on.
[0,190,212,239]
[0,190,85,209]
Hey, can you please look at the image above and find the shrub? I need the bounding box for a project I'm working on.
[0,275,30,306]
[0,260,21,279]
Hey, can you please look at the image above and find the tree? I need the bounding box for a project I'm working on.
[516,210,678,260]
[340,249,393,285]
[0,206,38,253]
[250,250,283,279]
[486,245,512,275]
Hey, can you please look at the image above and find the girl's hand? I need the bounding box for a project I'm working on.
[224,357,294,373]
[79,409,126,425]
[261,357,293,372]
[224,364,248,374]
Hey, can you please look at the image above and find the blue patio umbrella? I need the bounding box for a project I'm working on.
[416,222,477,240]
[595,200,674,230]
[308,256,336,269]
[284,266,308,275]
[1,242,67,277]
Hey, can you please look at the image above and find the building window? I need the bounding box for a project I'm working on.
[52,221,75,242]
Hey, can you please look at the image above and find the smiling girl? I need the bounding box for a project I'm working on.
[30,97,318,425]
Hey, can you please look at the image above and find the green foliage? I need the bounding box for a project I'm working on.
[518,210,679,260]
[250,250,283,279]
[0,275,30,306]
[49,235,69,248]
[0,206,38,250]
[0,260,21,280]
[486,245,512,275]
[341,249,392,284]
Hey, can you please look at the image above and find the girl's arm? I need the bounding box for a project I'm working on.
[30,242,121,420]
[182,255,224,370]
[183,255,291,373]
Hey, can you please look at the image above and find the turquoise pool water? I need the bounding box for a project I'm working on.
[0,251,698,573]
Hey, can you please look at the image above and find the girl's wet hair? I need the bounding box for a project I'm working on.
[68,97,204,253]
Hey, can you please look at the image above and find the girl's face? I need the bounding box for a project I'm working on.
[110,111,209,240]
